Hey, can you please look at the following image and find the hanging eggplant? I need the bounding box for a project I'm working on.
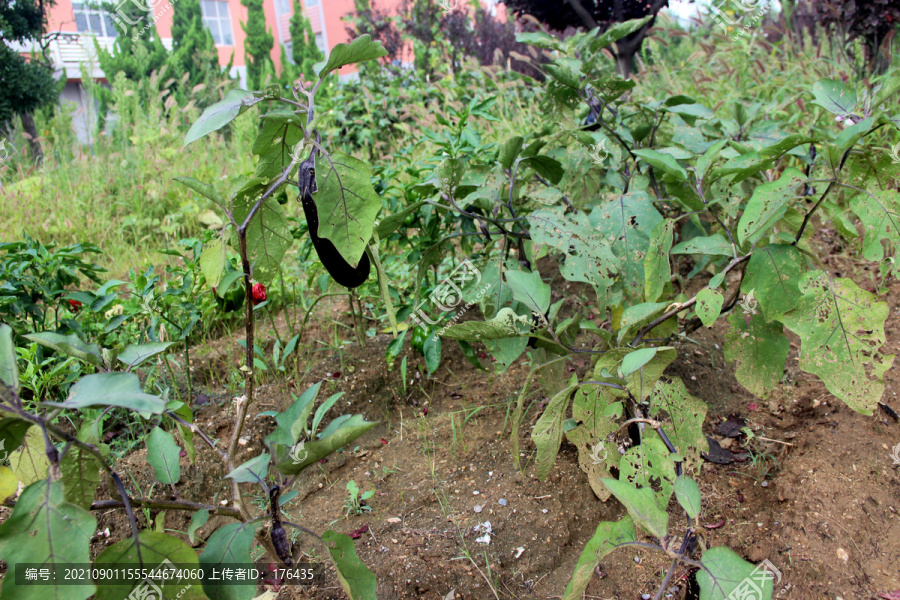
[297,151,371,288]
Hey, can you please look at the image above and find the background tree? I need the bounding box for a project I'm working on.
[95,1,169,118]
[288,0,324,82]
[0,0,60,163]
[168,0,221,91]
[241,0,274,89]
[503,0,673,76]
[799,0,899,71]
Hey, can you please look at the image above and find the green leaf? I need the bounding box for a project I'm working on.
[695,288,724,327]
[644,220,673,302]
[781,271,894,415]
[498,136,523,171]
[521,155,565,185]
[60,373,167,414]
[648,378,709,469]
[562,517,636,600]
[674,475,702,519]
[188,509,209,544]
[0,479,96,600]
[376,201,425,238]
[439,307,533,341]
[0,466,16,499]
[528,208,618,297]
[367,244,397,335]
[619,435,677,509]
[633,148,688,181]
[590,192,664,305]
[811,78,857,115]
[737,167,806,246]
[146,427,181,484]
[200,522,259,600]
[423,332,441,374]
[265,382,321,448]
[316,34,387,78]
[0,417,32,460]
[697,547,775,600]
[118,342,175,368]
[276,415,377,474]
[850,188,900,272]
[741,244,806,321]
[0,324,18,391]
[314,152,381,268]
[201,235,227,289]
[253,109,305,179]
[224,453,270,484]
[173,176,227,206]
[24,332,103,368]
[725,311,789,398]
[184,88,257,146]
[457,340,486,371]
[60,446,102,510]
[590,15,653,50]
[505,270,551,315]
[8,427,50,485]
[516,31,563,50]
[620,347,658,377]
[232,179,294,286]
[322,530,377,600]
[311,392,344,438]
[531,378,578,480]
[94,531,207,600]
[616,302,668,344]
[601,478,668,539]
[671,234,734,256]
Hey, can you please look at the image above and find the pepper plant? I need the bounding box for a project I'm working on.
[0,35,393,600]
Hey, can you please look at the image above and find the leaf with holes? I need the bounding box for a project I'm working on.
[725,311,789,398]
[644,220,673,302]
[253,109,305,179]
[567,385,620,501]
[0,479,96,600]
[314,152,381,268]
[532,378,578,481]
[619,435,677,508]
[741,244,806,321]
[696,288,724,327]
[737,168,806,246]
[850,188,900,277]
[781,271,893,415]
[648,378,709,470]
[590,192,664,304]
[528,208,618,302]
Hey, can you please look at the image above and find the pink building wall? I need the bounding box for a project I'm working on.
[41,0,406,82]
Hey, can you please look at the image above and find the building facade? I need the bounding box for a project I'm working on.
[14,0,397,141]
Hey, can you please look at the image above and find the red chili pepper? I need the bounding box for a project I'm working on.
[251,283,267,305]
[68,299,83,312]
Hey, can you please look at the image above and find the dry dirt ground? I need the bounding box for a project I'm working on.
[82,232,900,600]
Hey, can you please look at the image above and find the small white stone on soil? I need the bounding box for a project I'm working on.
[541,509,548,514]
[836,547,849,562]
[474,505,483,513]
[238,438,248,446]
[387,517,401,523]
[514,547,525,559]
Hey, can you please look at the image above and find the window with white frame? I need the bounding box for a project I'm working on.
[315,32,325,54]
[72,3,117,37]
[201,0,234,45]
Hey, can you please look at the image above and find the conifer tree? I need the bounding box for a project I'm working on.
[288,0,323,81]
[168,0,219,88]
[241,0,274,89]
